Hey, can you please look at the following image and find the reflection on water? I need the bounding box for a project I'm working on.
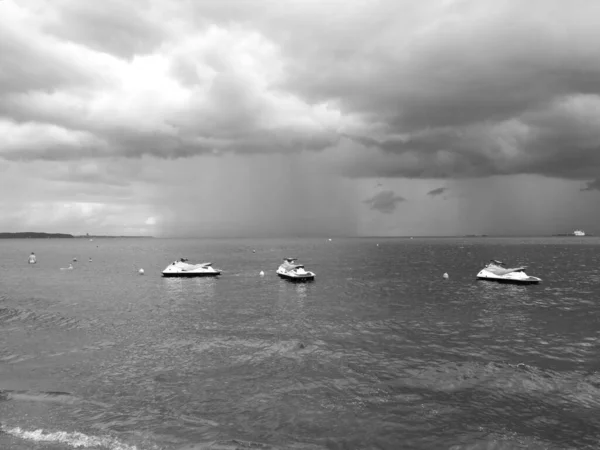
[477,279,534,302]
[274,280,311,345]
[474,281,533,332]
[161,277,217,304]
[277,279,311,307]
[295,282,308,300]
[162,277,185,300]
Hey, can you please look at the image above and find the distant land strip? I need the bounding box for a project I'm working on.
[0,232,153,239]
[75,235,153,238]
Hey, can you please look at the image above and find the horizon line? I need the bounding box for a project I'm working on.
[1,231,595,239]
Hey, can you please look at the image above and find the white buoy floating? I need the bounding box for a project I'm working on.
[443,272,449,279]
[139,268,144,275]
[259,271,265,276]
[328,238,332,242]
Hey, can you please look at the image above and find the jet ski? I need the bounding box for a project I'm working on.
[276,258,315,281]
[476,260,541,285]
[162,258,221,277]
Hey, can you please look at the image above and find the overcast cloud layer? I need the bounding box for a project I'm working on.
[1,0,600,236]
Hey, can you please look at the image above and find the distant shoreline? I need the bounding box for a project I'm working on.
[75,235,154,239]
[0,232,594,239]
[0,232,153,239]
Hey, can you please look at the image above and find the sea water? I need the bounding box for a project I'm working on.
[1,237,600,449]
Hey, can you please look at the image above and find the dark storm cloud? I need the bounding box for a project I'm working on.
[580,179,600,192]
[2,0,600,184]
[340,96,600,181]
[282,0,600,126]
[427,187,447,197]
[4,0,600,237]
[278,0,600,182]
[364,190,406,214]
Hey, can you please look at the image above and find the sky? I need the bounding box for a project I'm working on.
[1,0,600,237]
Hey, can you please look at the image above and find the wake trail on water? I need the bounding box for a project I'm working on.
[1,425,327,450]
[1,425,145,450]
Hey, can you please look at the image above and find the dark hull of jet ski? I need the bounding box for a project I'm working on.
[277,272,315,282]
[162,271,221,278]
[476,269,541,285]
[477,276,540,285]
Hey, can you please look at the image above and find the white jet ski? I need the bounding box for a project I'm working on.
[276,258,315,281]
[476,260,541,285]
[162,258,221,277]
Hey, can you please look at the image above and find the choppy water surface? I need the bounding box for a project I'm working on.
[1,237,600,449]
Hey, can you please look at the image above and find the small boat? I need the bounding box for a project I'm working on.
[276,258,315,281]
[162,258,221,277]
[476,260,541,285]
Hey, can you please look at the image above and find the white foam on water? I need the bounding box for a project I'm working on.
[3,426,139,450]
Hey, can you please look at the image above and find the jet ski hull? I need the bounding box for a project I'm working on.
[277,273,315,281]
[162,271,221,277]
[476,269,541,285]
[276,268,315,281]
[162,260,221,277]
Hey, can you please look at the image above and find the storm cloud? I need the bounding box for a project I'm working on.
[580,178,600,192]
[427,187,447,197]
[1,0,600,235]
[364,191,406,214]
[1,0,599,176]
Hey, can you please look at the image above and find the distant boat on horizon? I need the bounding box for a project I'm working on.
[552,229,592,237]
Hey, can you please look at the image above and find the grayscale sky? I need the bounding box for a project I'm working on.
[1,0,599,236]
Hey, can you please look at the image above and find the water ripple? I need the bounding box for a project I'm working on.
[2,237,600,449]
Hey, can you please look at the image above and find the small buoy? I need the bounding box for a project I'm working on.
[376,244,379,247]
[252,250,256,253]
[139,268,144,275]
[73,257,77,262]
[443,273,449,279]
[89,258,92,262]
[328,238,332,241]
[259,271,265,276]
